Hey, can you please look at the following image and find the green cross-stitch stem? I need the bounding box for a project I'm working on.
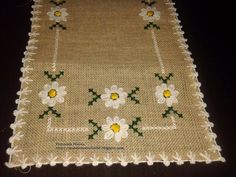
[144,22,160,30]
[162,106,183,118]
[155,73,173,83]
[129,117,143,137]
[50,0,66,6]
[127,87,140,104]
[88,120,102,139]
[88,89,101,106]
[141,0,156,6]
[39,107,61,119]
[49,23,67,30]
[44,71,64,81]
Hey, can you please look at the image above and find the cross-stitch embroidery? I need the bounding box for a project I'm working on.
[88,85,140,109]
[154,73,183,118]
[47,1,68,30]
[38,71,66,119]
[139,1,160,30]
[88,116,143,142]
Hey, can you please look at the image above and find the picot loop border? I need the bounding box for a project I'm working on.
[5,0,225,169]
[5,0,42,169]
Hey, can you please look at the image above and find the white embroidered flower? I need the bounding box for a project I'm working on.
[47,7,68,23]
[101,85,128,109]
[155,83,179,107]
[102,116,129,143]
[38,82,67,107]
[139,7,160,22]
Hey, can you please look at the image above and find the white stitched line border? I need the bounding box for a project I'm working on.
[52,29,60,72]
[46,117,89,133]
[142,116,176,130]
[151,29,165,74]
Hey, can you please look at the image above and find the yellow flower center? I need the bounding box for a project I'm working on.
[110,93,119,100]
[147,11,154,17]
[48,89,57,98]
[54,11,62,17]
[163,89,172,98]
[111,123,120,133]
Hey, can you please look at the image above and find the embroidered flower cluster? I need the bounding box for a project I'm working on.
[139,0,160,30]
[154,73,183,118]
[88,85,140,109]
[88,116,143,143]
[38,71,67,119]
[88,86,142,143]
[47,0,68,30]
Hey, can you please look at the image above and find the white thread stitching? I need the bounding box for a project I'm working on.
[142,116,176,130]
[5,0,42,169]
[46,117,89,133]
[75,154,86,166]
[6,146,22,157]
[62,152,72,167]
[13,108,28,117]
[9,131,24,144]
[104,154,113,166]
[172,152,184,165]
[164,0,225,163]
[52,29,60,71]
[90,154,99,166]
[151,29,165,74]
[19,155,28,169]
[47,153,58,166]
[146,152,156,166]
[6,0,225,169]
[159,152,170,166]
[33,154,43,168]
[10,119,26,131]
[15,98,30,106]
[187,151,196,164]
[117,153,128,166]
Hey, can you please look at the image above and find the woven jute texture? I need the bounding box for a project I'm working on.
[6,0,224,168]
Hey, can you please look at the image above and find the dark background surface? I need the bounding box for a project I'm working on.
[0,0,235,176]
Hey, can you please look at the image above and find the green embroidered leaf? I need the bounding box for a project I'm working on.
[44,71,64,81]
[39,107,61,119]
[88,89,101,106]
[155,73,173,83]
[127,87,140,104]
[162,106,183,118]
[141,0,156,6]
[50,0,66,6]
[49,23,67,30]
[88,120,102,140]
[129,117,143,137]
[144,22,160,30]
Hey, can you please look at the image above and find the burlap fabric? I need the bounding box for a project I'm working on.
[6,0,224,168]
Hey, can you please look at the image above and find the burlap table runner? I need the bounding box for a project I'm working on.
[6,0,225,169]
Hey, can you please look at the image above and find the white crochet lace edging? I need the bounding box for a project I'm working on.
[5,151,226,169]
[164,0,225,160]
[5,0,42,168]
